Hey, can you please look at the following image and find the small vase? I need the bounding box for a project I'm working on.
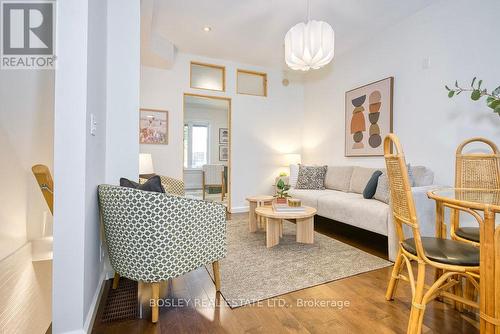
[276,197,287,204]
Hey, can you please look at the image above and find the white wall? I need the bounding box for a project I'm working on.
[0,70,54,259]
[140,53,304,211]
[53,0,139,333]
[106,0,140,184]
[303,0,500,185]
[0,26,54,334]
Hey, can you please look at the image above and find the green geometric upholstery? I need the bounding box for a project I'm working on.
[139,175,186,196]
[98,184,226,283]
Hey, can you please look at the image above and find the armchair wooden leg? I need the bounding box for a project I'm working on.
[112,272,120,290]
[151,282,160,323]
[212,261,221,292]
[385,249,403,301]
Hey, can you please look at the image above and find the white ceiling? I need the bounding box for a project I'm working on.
[150,0,436,68]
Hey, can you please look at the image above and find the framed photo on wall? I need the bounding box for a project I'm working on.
[139,109,168,145]
[345,77,393,156]
[219,145,228,161]
[219,128,229,144]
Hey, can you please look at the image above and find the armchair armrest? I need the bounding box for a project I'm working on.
[98,185,226,282]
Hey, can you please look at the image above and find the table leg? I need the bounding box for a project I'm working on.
[480,209,497,334]
[248,202,257,232]
[296,217,314,244]
[266,218,281,248]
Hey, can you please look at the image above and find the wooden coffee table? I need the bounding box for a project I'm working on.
[246,195,274,232]
[255,206,317,248]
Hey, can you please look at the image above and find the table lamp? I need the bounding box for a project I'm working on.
[139,153,155,179]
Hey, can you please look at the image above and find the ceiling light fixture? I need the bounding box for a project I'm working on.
[203,26,212,32]
[284,0,334,71]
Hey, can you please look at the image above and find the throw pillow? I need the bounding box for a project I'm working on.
[374,173,390,204]
[120,175,165,193]
[295,164,328,190]
[363,170,383,199]
[289,164,299,188]
[407,163,415,186]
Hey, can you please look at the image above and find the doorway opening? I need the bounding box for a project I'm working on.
[183,93,231,210]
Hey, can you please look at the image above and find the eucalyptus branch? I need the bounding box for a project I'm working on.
[445,77,500,116]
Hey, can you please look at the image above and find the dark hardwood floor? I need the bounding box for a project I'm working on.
[92,213,479,334]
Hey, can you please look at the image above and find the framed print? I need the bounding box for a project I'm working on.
[139,109,168,145]
[219,128,229,144]
[345,77,393,156]
[219,145,228,161]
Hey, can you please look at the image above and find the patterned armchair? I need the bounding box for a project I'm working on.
[98,184,226,323]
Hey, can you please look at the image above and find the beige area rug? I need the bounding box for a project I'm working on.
[206,219,392,308]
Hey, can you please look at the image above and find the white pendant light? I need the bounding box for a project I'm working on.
[284,0,334,71]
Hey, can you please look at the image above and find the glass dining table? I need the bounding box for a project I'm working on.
[428,188,500,334]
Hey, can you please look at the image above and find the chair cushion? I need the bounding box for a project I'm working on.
[455,227,480,243]
[402,237,479,266]
[120,175,165,193]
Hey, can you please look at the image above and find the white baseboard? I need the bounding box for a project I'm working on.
[82,270,106,334]
[230,206,249,213]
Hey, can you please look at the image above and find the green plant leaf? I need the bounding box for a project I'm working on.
[471,90,481,101]
[471,77,476,87]
[448,91,455,98]
[492,86,500,96]
[487,96,500,108]
[478,80,482,89]
[495,105,500,115]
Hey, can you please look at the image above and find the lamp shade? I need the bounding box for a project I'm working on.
[283,153,302,166]
[139,153,154,175]
[284,20,334,71]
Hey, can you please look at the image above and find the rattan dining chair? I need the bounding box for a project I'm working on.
[450,137,500,246]
[384,134,481,334]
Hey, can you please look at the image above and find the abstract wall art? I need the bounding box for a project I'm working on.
[139,109,168,145]
[345,77,393,156]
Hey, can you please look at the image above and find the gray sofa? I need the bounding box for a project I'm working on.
[288,165,438,261]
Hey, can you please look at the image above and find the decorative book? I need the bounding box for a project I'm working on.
[272,202,306,213]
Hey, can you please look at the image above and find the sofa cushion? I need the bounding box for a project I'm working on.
[317,193,389,235]
[325,166,354,192]
[411,166,434,187]
[296,164,328,190]
[374,173,390,204]
[349,167,379,194]
[363,170,383,199]
[288,188,334,208]
[318,192,389,235]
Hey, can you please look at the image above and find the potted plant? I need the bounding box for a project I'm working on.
[275,178,291,204]
[445,77,500,116]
